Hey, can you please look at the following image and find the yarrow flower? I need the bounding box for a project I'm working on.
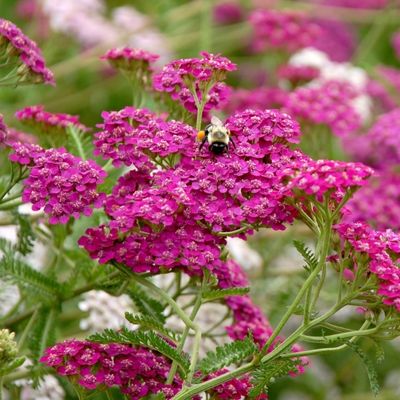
[78,290,134,332]
[249,9,321,53]
[345,108,400,169]
[284,80,362,136]
[153,52,236,117]
[224,87,288,114]
[0,113,8,144]
[40,339,261,399]
[15,105,89,134]
[0,18,54,85]
[335,222,400,311]
[9,143,106,224]
[284,158,374,203]
[101,47,159,84]
[213,1,244,25]
[344,171,400,231]
[277,64,320,85]
[376,65,400,94]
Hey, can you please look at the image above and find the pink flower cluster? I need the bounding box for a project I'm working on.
[284,158,374,202]
[153,52,235,116]
[213,2,244,25]
[81,108,305,277]
[15,105,89,134]
[10,143,106,224]
[0,114,7,143]
[40,341,183,399]
[0,18,54,85]
[93,107,196,169]
[40,339,260,399]
[348,108,400,169]
[393,32,400,60]
[277,64,320,85]
[249,9,321,53]
[312,18,357,62]
[284,80,362,136]
[322,0,389,9]
[335,222,400,311]
[344,171,400,231]
[101,47,159,72]
[224,87,288,114]
[365,79,397,113]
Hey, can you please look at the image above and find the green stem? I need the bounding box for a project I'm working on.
[301,326,378,343]
[17,308,39,351]
[259,218,332,356]
[172,362,254,400]
[68,126,86,161]
[200,0,212,51]
[167,284,203,384]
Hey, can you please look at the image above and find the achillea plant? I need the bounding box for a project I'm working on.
[1,12,400,400]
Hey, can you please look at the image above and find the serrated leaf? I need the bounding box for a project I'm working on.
[88,328,190,376]
[66,125,93,161]
[28,307,57,362]
[203,287,250,302]
[0,238,63,301]
[249,358,300,398]
[14,212,35,256]
[0,357,25,376]
[293,240,318,271]
[125,312,180,342]
[128,285,166,323]
[198,335,257,375]
[347,342,380,396]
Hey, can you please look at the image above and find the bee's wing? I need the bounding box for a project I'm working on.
[211,116,223,127]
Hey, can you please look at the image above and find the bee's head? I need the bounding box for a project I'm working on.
[207,124,230,144]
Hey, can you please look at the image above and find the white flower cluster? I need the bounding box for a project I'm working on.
[289,47,372,122]
[20,375,65,400]
[78,290,133,332]
[39,0,170,62]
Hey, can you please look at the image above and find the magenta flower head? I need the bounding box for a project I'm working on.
[343,171,400,231]
[101,47,159,85]
[15,105,89,134]
[9,143,106,224]
[277,64,320,86]
[335,222,400,312]
[249,9,321,53]
[0,18,54,85]
[376,65,400,94]
[284,80,362,136]
[213,1,244,25]
[284,158,374,204]
[346,108,400,169]
[153,52,236,116]
[0,114,8,144]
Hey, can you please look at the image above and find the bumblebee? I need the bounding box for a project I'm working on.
[197,116,235,155]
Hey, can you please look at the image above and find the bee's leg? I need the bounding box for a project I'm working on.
[199,137,208,151]
[230,137,236,149]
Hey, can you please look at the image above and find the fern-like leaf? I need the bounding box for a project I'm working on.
[249,359,301,398]
[197,335,257,375]
[128,285,166,323]
[89,328,190,376]
[203,287,250,302]
[66,125,93,161]
[125,312,180,342]
[293,240,318,271]
[0,356,26,376]
[14,212,35,255]
[0,239,63,301]
[347,342,380,396]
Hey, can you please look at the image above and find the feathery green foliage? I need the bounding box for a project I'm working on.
[128,285,166,323]
[89,327,190,376]
[203,287,250,302]
[197,335,258,374]
[125,312,180,342]
[66,125,93,161]
[14,213,35,256]
[249,358,301,398]
[0,238,63,301]
[347,342,380,396]
[293,240,319,272]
